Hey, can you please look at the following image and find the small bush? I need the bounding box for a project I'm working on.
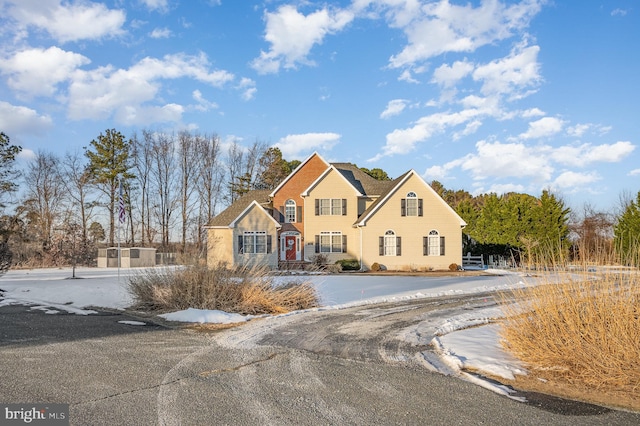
[335,258,360,271]
[448,263,459,271]
[310,253,328,267]
[128,265,320,315]
[370,262,381,272]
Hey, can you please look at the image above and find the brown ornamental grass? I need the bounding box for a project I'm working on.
[500,266,640,404]
[127,264,320,316]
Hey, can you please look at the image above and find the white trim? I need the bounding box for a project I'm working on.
[269,152,330,197]
[356,170,466,227]
[229,200,282,229]
[280,231,301,261]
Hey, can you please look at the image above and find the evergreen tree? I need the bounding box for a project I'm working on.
[614,191,640,266]
[84,129,134,245]
[360,167,391,181]
[255,147,290,190]
[531,190,570,262]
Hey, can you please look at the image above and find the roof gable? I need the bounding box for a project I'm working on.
[355,170,466,227]
[269,152,330,198]
[207,189,274,228]
[302,165,364,197]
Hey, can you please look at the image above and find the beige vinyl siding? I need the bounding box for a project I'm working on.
[304,169,360,264]
[233,205,278,269]
[207,228,234,267]
[360,173,463,271]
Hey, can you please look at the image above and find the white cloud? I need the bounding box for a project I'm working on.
[552,171,601,190]
[0,101,52,136]
[140,0,169,12]
[459,139,553,181]
[0,46,90,97]
[3,0,126,43]
[274,132,341,158]
[519,116,565,139]
[17,148,36,161]
[380,99,408,119]
[149,27,172,39]
[432,60,474,88]
[473,43,541,98]
[398,69,420,84]
[521,107,545,118]
[629,169,640,177]
[251,5,354,74]
[192,90,218,112]
[551,141,635,167]
[387,0,543,68]
[115,104,184,126]
[453,119,482,140]
[67,53,235,122]
[611,8,628,17]
[483,183,526,195]
[567,123,590,137]
[237,78,257,101]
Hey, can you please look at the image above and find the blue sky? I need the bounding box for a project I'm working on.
[0,0,638,211]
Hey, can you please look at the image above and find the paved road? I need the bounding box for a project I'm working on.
[1,296,639,425]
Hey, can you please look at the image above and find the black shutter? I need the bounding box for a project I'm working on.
[423,236,428,256]
[440,236,445,256]
[315,199,319,215]
[267,235,272,254]
[238,235,243,254]
[342,235,347,253]
[279,206,285,222]
[418,199,423,216]
[401,199,406,216]
[342,199,347,215]
[379,236,384,256]
[297,206,302,223]
[396,236,402,256]
[315,235,320,253]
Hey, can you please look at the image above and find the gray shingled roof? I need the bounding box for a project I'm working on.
[331,163,393,196]
[354,170,411,225]
[207,189,272,227]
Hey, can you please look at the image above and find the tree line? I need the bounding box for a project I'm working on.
[0,129,297,268]
[0,129,638,270]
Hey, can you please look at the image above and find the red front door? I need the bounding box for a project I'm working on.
[285,235,297,260]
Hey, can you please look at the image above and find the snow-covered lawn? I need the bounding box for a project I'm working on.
[0,266,537,397]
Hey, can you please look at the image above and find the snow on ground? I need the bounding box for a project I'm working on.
[0,266,543,398]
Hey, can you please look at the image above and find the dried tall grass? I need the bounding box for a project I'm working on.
[500,267,640,394]
[127,265,320,315]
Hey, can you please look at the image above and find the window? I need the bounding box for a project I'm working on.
[423,230,445,256]
[379,231,401,256]
[240,231,269,254]
[406,192,418,216]
[315,231,346,253]
[285,199,296,223]
[401,192,423,217]
[315,198,347,216]
[384,230,396,256]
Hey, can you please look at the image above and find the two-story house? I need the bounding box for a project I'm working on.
[206,153,466,271]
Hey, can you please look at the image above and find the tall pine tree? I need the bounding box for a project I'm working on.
[85,129,134,245]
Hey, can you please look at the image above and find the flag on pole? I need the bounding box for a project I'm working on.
[118,180,126,224]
